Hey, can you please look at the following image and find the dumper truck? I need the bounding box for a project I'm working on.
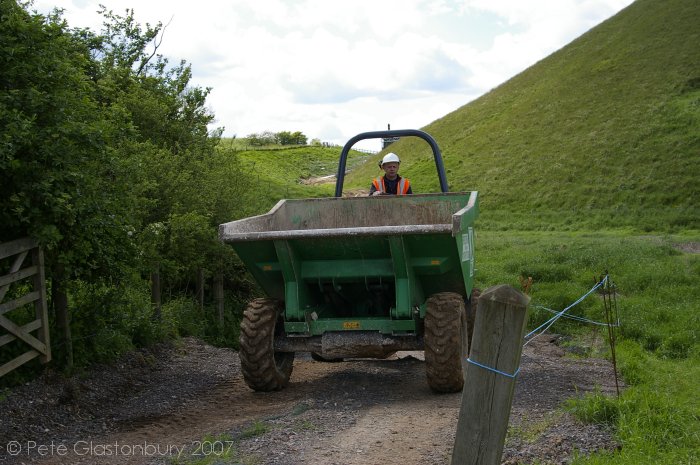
[219,129,478,393]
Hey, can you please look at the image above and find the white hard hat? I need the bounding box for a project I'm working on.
[381,152,400,165]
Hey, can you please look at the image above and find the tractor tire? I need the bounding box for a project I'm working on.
[239,298,294,391]
[424,292,469,393]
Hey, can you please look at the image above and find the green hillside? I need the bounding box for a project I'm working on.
[346,0,700,231]
[219,144,373,214]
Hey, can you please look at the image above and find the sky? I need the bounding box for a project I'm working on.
[34,0,635,151]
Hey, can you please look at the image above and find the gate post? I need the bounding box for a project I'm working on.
[214,272,225,326]
[31,247,51,363]
[151,264,161,320]
[451,284,529,465]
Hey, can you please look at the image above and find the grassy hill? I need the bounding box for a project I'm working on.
[345,0,699,232]
[216,143,373,214]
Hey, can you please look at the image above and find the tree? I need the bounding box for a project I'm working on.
[0,2,138,270]
[277,131,294,145]
[1,3,249,371]
[291,131,307,145]
[1,3,147,368]
[277,130,307,145]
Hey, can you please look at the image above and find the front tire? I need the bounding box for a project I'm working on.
[424,292,469,393]
[239,298,294,391]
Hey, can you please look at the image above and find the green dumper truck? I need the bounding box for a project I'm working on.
[219,130,478,393]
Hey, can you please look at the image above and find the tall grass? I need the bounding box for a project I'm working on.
[568,348,699,465]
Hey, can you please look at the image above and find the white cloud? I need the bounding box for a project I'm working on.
[33,0,634,150]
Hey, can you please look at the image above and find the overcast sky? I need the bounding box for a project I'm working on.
[34,0,634,150]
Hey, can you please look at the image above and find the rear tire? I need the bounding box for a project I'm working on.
[424,292,468,393]
[239,298,294,391]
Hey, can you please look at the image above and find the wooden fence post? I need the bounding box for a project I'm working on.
[151,264,161,320]
[451,284,529,465]
[214,272,225,326]
[196,268,205,313]
[31,247,51,364]
[52,263,73,371]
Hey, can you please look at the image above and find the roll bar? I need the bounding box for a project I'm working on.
[334,129,449,197]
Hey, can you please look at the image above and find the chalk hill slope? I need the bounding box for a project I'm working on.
[345,0,699,230]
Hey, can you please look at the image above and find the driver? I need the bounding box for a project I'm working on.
[369,153,412,196]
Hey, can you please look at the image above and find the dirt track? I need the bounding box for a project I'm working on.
[0,336,619,465]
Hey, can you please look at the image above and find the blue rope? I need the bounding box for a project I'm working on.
[532,304,620,327]
[523,276,608,346]
[466,357,520,379]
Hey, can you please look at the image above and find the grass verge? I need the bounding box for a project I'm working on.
[477,230,699,465]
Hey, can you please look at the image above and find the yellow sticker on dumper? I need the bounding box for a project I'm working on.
[343,321,360,329]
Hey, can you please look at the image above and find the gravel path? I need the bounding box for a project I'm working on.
[0,335,620,465]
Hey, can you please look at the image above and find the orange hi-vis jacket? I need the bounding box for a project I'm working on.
[372,176,411,195]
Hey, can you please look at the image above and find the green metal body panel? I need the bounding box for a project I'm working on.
[220,192,478,336]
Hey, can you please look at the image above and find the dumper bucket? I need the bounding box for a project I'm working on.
[220,192,478,336]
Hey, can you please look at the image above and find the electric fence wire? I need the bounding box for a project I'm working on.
[523,275,609,347]
[464,274,619,379]
[531,304,620,327]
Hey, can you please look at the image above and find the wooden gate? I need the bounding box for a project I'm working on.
[0,237,51,377]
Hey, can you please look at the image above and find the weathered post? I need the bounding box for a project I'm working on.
[196,268,205,313]
[31,246,51,364]
[214,272,225,326]
[53,263,73,370]
[151,264,161,320]
[451,284,529,465]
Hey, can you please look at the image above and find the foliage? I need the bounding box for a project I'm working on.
[0,2,252,376]
[0,1,139,279]
[276,130,307,145]
[245,130,277,146]
[240,420,270,439]
[63,277,166,366]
